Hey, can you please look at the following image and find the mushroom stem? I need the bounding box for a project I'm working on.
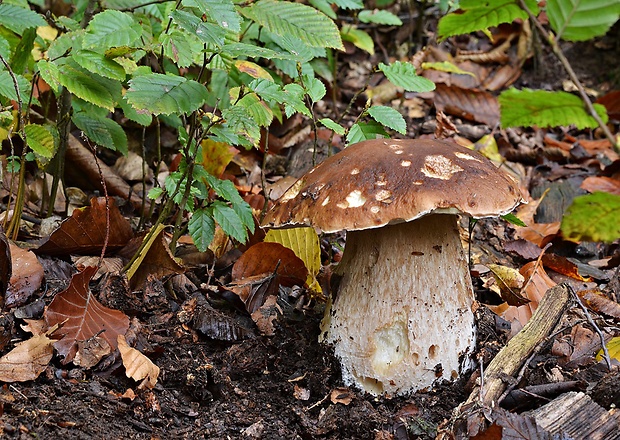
[320,214,476,395]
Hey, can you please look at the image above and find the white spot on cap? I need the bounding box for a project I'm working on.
[394,150,404,155]
[454,152,481,162]
[280,179,304,202]
[422,155,463,180]
[401,160,412,167]
[351,168,360,175]
[388,144,401,150]
[375,190,392,202]
[322,196,330,206]
[346,190,366,207]
[370,206,380,213]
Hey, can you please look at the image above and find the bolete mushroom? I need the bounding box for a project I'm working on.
[262,139,524,395]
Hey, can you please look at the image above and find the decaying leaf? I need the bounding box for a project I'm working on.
[432,83,500,126]
[250,295,281,336]
[118,334,159,389]
[598,336,620,362]
[487,264,528,306]
[227,272,279,314]
[0,332,54,382]
[125,224,185,289]
[578,289,620,319]
[73,336,112,368]
[581,176,620,196]
[44,266,130,363]
[0,228,10,307]
[7,243,44,308]
[330,387,354,405]
[36,197,134,256]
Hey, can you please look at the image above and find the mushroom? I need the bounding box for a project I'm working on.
[262,139,524,395]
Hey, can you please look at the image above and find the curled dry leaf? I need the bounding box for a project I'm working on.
[250,295,281,336]
[0,332,54,382]
[44,266,130,363]
[7,243,44,309]
[578,289,620,319]
[118,334,160,389]
[36,197,134,256]
[73,336,112,369]
[432,83,500,126]
[232,242,308,288]
[487,264,528,306]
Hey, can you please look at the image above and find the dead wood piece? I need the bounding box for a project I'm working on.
[529,392,620,440]
[502,380,587,410]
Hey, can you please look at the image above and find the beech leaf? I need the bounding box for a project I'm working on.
[118,335,160,389]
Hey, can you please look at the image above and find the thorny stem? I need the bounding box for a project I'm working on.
[519,0,619,153]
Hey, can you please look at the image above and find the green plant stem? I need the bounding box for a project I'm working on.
[47,88,71,217]
[519,0,619,153]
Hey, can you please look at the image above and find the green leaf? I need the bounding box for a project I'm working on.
[358,9,403,25]
[237,93,273,128]
[72,50,127,81]
[241,0,344,50]
[437,0,539,41]
[499,88,608,130]
[501,213,526,227]
[379,61,435,92]
[0,71,30,102]
[346,121,388,144]
[212,201,247,243]
[23,124,56,159]
[188,208,216,252]
[58,63,119,111]
[72,112,129,155]
[332,0,364,9]
[126,73,209,115]
[248,78,287,103]
[547,0,620,42]
[47,30,85,61]
[561,192,620,243]
[119,97,153,126]
[304,76,326,102]
[367,105,406,134]
[161,31,200,68]
[83,10,143,49]
[10,28,36,75]
[36,60,61,94]
[221,105,261,147]
[0,37,11,65]
[308,0,337,19]
[0,4,46,35]
[170,10,226,48]
[223,42,293,60]
[182,0,242,33]
[282,83,311,118]
[318,117,345,135]
[340,25,374,55]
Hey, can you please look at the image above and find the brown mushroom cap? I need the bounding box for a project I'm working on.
[262,138,524,233]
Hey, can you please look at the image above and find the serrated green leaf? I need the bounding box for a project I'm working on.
[0,4,46,35]
[221,105,261,147]
[282,83,311,117]
[189,208,216,252]
[332,0,364,9]
[83,10,143,49]
[437,0,539,41]
[58,63,119,111]
[36,60,61,93]
[367,105,406,134]
[203,173,243,203]
[499,88,608,130]
[119,97,152,126]
[501,213,526,227]
[126,73,209,115]
[0,71,30,102]
[170,10,226,48]
[161,31,201,68]
[358,9,403,25]
[304,76,326,102]
[182,0,242,33]
[237,93,273,128]
[234,201,255,232]
[248,78,286,104]
[319,118,345,135]
[379,61,435,92]
[223,42,293,60]
[0,37,11,65]
[47,30,85,61]
[308,0,337,19]
[23,124,57,159]
[72,50,127,81]
[561,192,620,243]
[212,201,247,243]
[10,28,36,75]
[265,227,322,292]
[346,121,388,144]
[72,112,128,154]
[547,0,620,42]
[241,0,344,50]
[341,25,374,55]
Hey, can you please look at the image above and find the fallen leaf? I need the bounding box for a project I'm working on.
[504,239,542,260]
[73,336,112,368]
[118,334,160,389]
[487,264,528,306]
[580,176,620,196]
[541,254,590,282]
[250,295,281,336]
[578,289,620,319]
[36,197,134,256]
[0,228,10,306]
[7,243,44,308]
[293,384,310,401]
[596,90,620,120]
[598,336,620,362]
[227,272,280,314]
[330,387,354,405]
[44,266,130,363]
[232,242,308,288]
[0,333,54,382]
[432,84,500,126]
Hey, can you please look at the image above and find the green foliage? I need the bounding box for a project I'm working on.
[0,4,46,35]
[437,0,538,41]
[23,124,57,161]
[367,106,406,134]
[561,192,620,243]
[378,62,436,92]
[499,88,608,130]
[547,0,620,42]
[126,74,209,115]
[341,25,375,55]
[347,121,389,144]
[358,10,402,26]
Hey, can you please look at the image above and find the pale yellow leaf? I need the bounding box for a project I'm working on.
[118,335,160,389]
[0,333,54,382]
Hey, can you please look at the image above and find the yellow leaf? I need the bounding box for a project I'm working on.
[474,135,503,164]
[200,139,235,178]
[597,336,620,362]
[265,227,322,294]
[234,60,273,80]
[0,333,54,382]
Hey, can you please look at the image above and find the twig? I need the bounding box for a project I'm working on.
[518,0,619,153]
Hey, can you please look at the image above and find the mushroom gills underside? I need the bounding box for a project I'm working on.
[320,214,476,396]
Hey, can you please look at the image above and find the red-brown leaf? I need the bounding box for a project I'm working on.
[432,84,500,126]
[7,243,44,308]
[581,176,620,196]
[44,266,129,363]
[232,242,308,288]
[36,197,134,256]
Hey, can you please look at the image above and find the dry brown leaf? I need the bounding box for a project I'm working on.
[0,333,54,382]
[0,228,10,306]
[596,90,620,120]
[330,387,354,405]
[541,254,590,282]
[250,295,281,336]
[36,197,134,256]
[44,266,130,364]
[7,243,44,308]
[232,242,308,288]
[118,334,159,389]
[580,176,620,196]
[293,384,310,401]
[486,264,528,306]
[20,319,47,336]
[73,336,112,368]
[227,272,279,314]
[432,84,500,126]
[578,289,620,319]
